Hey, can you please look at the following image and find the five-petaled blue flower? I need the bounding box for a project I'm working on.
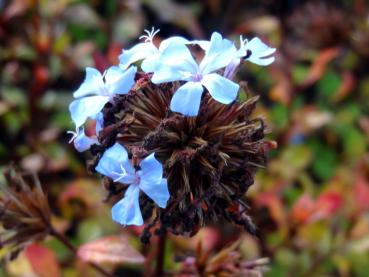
[95,143,170,226]
[151,32,240,116]
[69,66,136,128]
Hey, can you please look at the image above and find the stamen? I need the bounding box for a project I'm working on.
[139,27,160,43]
[67,127,81,143]
[112,164,129,182]
[239,35,248,48]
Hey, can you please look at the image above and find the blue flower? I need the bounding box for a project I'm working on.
[95,143,170,226]
[69,66,136,128]
[67,127,97,152]
[151,32,240,116]
[119,27,189,73]
[68,112,103,152]
[237,36,276,66]
[223,36,276,80]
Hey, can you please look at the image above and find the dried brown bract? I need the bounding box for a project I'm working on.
[0,167,51,260]
[176,240,269,276]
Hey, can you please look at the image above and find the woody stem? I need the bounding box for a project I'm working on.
[155,230,167,276]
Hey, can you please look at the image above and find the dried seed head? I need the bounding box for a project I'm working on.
[0,167,51,260]
[92,72,275,239]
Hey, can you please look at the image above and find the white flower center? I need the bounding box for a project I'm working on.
[192,73,203,82]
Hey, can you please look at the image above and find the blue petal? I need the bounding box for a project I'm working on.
[119,43,158,69]
[69,95,109,128]
[138,152,169,208]
[138,153,163,185]
[245,37,276,66]
[111,185,143,226]
[170,81,204,116]
[95,112,104,135]
[95,142,136,183]
[140,178,170,208]
[159,36,190,51]
[199,32,237,75]
[73,128,97,152]
[73,67,104,98]
[151,42,198,84]
[105,66,136,95]
[141,55,160,73]
[201,73,239,104]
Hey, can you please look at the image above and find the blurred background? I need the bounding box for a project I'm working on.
[1,0,369,276]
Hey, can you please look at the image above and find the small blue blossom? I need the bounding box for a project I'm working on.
[237,36,276,66]
[67,127,98,152]
[67,112,103,152]
[95,143,170,226]
[151,32,239,116]
[223,36,276,80]
[69,66,136,128]
[119,27,189,73]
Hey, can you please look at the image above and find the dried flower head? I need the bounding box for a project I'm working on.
[69,29,276,240]
[94,73,274,239]
[0,167,51,260]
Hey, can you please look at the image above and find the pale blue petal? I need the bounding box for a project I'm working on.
[140,178,169,208]
[199,32,237,75]
[95,112,104,135]
[119,42,158,69]
[73,129,97,152]
[248,56,275,66]
[69,95,109,128]
[151,42,198,84]
[170,81,204,116]
[138,153,163,185]
[201,73,239,104]
[111,185,143,226]
[245,37,276,66]
[95,142,136,183]
[247,37,276,57]
[73,67,104,98]
[159,36,190,51]
[105,66,137,95]
[151,65,189,83]
[141,54,160,73]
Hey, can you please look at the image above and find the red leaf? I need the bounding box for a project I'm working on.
[301,48,339,87]
[290,194,315,224]
[77,235,145,264]
[25,244,61,277]
[354,175,369,211]
[315,191,343,217]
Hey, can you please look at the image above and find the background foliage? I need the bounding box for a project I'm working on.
[0,0,368,276]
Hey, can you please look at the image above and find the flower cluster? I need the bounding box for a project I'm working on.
[68,28,276,237]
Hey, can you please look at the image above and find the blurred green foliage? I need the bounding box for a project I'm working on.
[0,0,369,276]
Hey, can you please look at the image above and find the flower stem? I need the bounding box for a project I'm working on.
[49,228,114,277]
[155,231,167,276]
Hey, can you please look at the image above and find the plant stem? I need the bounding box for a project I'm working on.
[155,231,167,276]
[49,228,114,277]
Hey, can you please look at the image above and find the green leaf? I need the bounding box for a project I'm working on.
[309,141,337,181]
